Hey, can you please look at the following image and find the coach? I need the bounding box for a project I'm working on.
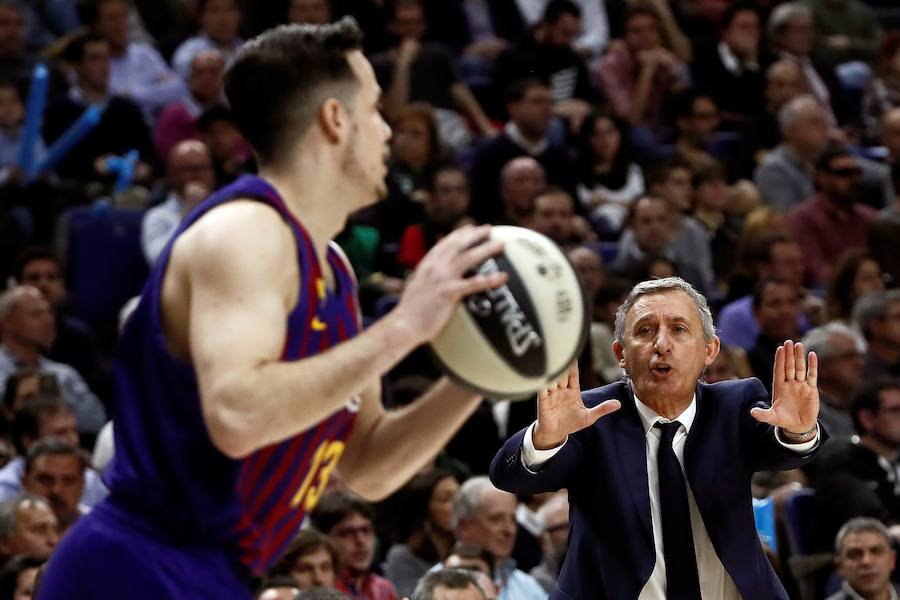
[490,277,826,599]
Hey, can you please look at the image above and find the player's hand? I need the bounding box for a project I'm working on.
[393,224,507,346]
[533,362,621,449]
[750,340,820,439]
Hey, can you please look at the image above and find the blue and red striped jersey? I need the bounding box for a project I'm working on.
[105,175,360,575]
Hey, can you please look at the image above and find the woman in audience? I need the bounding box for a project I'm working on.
[383,468,459,598]
[574,111,644,240]
[387,104,450,200]
[862,33,900,143]
[826,248,887,324]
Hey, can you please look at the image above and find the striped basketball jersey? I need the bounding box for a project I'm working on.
[105,175,361,575]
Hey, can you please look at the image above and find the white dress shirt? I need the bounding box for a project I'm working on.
[522,392,820,599]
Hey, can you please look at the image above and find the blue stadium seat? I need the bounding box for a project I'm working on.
[782,487,834,600]
[61,202,149,329]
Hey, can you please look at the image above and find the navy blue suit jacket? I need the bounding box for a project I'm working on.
[489,378,826,600]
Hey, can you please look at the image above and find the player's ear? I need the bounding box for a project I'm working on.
[318,98,347,144]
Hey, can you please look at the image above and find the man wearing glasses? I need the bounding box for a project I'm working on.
[787,146,879,288]
[813,378,900,552]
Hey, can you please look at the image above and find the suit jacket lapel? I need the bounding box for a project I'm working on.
[612,382,653,540]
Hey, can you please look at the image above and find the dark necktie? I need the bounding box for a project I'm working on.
[655,421,702,599]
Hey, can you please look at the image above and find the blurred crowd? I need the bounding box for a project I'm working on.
[0,0,899,598]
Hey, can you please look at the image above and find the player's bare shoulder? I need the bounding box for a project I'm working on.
[160,200,300,359]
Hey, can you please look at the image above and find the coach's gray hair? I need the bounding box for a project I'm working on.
[767,2,811,39]
[0,494,51,543]
[452,476,494,531]
[834,517,892,554]
[778,95,820,134]
[801,322,866,361]
[614,277,716,344]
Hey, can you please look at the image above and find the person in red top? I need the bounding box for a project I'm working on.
[311,490,399,600]
[397,164,474,271]
[787,146,878,287]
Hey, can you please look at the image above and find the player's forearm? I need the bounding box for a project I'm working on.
[203,312,422,458]
[341,378,482,500]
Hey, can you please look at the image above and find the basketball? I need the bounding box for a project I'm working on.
[429,226,589,399]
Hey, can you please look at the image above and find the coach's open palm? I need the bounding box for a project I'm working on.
[533,362,621,449]
[750,340,820,436]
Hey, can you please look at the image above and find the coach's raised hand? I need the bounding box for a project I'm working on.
[533,362,621,450]
[750,340,820,442]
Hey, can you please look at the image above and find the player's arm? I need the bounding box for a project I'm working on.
[338,377,482,501]
[183,203,504,459]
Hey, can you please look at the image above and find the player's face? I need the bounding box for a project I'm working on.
[615,290,719,406]
[345,51,392,206]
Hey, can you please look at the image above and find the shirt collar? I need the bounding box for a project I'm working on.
[718,41,741,75]
[504,122,549,156]
[632,389,697,435]
[841,580,898,600]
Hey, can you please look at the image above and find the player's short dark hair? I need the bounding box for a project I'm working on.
[224,17,364,167]
[852,377,900,434]
[542,0,581,24]
[308,489,374,534]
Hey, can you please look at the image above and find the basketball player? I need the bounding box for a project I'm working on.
[37,19,507,599]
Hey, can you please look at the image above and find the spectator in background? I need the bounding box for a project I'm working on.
[270,528,338,590]
[718,231,810,350]
[196,104,254,185]
[172,0,244,79]
[12,248,101,389]
[0,494,57,560]
[574,110,643,239]
[43,32,155,184]
[754,95,829,212]
[594,6,687,147]
[827,517,899,600]
[310,490,399,600]
[443,544,498,600]
[496,157,545,228]
[386,104,447,200]
[767,2,849,126]
[396,164,473,272]
[0,78,44,183]
[288,0,331,25]
[21,438,88,531]
[81,0,186,118]
[736,60,805,178]
[529,492,568,593]
[411,569,486,600]
[469,79,572,225]
[802,323,867,438]
[853,290,900,379]
[862,34,900,143]
[871,162,900,286]
[529,187,594,249]
[372,0,494,150]
[0,287,106,435]
[691,161,739,287]
[747,278,803,391]
[703,345,745,383]
[493,0,597,132]
[513,0,609,58]
[383,468,459,598]
[451,477,545,600]
[0,2,68,100]
[0,554,44,600]
[787,146,877,287]
[806,0,882,69]
[645,157,693,215]
[812,378,900,552]
[141,140,216,264]
[154,48,225,161]
[257,577,302,600]
[691,3,763,130]
[671,88,721,173]
[0,396,106,507]
[825,249,887,324]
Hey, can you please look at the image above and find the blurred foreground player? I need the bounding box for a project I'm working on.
[38,18,506,599]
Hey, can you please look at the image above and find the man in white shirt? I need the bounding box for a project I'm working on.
[490,276,825,599]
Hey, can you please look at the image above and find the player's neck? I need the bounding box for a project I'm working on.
[261,167,348,262]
